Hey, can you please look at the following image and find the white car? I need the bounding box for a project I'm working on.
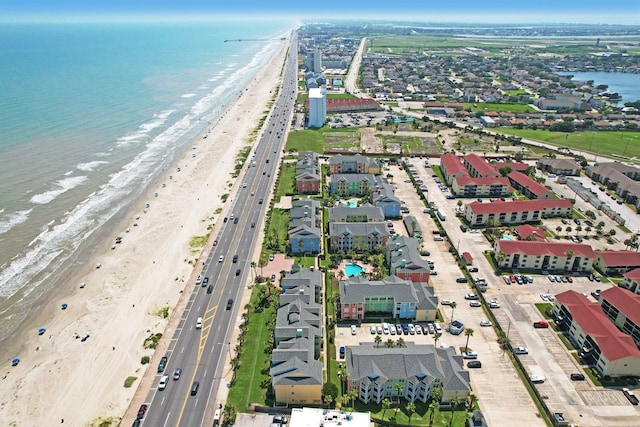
[351,325,357,335]
[370,325,376,334]
[480,320,492,327]
[408,324,416,334]
[469,301,481,307]
[158,375,169,391]
[441,299,452,306]
[529,375,546,383]
[461,351,478,359]
[514,346,529,355]
[376,325,383,334]
[218,255,224,262]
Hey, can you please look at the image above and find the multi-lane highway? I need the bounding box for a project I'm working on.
[141,31,299,427]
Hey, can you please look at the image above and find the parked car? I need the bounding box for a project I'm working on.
[137,404,148,420]
[456,277,468,283]
[533,321,549,328]
[441,299,452,305]
[570,373,586,381]
[480,320,492,327]
[370,325,376,334]
[529,375,546,383]
[503,276,511,284]
[157,356,168,373]
[469,301,481,307]
[467,361,482,368]
[468,267,479,272]
[514,347,529,355]
[461,351,478,359]
[351,325,357,335]
[339,346,345,359]
[464,293,478,300]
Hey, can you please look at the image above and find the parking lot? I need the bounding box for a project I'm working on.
[388,158,640,426]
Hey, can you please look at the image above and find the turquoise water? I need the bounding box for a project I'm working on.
[344,263,366,277]
[501,235,514,241]
[0,19,293,340]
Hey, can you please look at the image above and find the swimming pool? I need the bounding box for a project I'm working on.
[344,263,367,277]
[341,199,358,208]
[501,235,514,241]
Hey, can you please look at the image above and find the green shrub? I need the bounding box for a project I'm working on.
[124,376,138,388]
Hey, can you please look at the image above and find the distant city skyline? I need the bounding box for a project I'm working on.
[1,0,638,25]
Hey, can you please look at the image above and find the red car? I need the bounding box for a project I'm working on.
[509,275,516,283]
[533,321,549,328]
[137,404,148,419]
[566,276,573,283]
[213,239,218,246]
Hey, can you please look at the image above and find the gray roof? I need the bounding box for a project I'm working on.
[329,222,390,239]
[345,342,469,394]
[387,236,431,275]
[329,153,380,168]
[330,173,379,185]
[329,205,385,222]
[588,162,640,177]
[537,158,581,171]
[271,356,323,387]
[339,275,437,311]
[372,182,400,204]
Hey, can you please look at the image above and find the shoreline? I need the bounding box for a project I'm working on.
[0,37,289,425]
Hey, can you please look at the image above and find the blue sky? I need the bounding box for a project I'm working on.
[1,0,638,24]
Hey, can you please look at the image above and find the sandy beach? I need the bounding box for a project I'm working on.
[0,38,289,426]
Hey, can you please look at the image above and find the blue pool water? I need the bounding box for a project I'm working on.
[501,235,514,241]
[344,263,366,277]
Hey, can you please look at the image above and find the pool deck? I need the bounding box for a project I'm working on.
[335,260,375,279]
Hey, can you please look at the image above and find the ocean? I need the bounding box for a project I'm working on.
[0,19,293,340]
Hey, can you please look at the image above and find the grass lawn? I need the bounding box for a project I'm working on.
[534,303,553,319]
[496,128,640,159]
[274,162,296,201]
[286,129,324,153]
[226,287,276,410]
[263,209,290,254]
[293,255,316,268]
[463,102,536,113]
[356,399,472,426]
[327,93,357,99]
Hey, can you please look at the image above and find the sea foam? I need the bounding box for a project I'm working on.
[29,176,88,205]
[77,160,108,172]
[0,209,32,235]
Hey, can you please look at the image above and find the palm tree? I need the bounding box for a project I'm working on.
[381,398,392,419]
[449,301,457,323]
[348,389,358,410]
[433,332,442,348]
[396,337,405,348]
[464,328,475,351]
[495,251,506,266]
[565,226,572,237]
[385,338,395,348]
[575,225,582,236]
[406,402,416,425]
[324,393,334,409]
[374,335,382,347]
[428,401,439,426]
[395,382,404,410]
[250,261,258,282]
[555,225,563,236]
[449,394,461,426]
[585,226,592,238]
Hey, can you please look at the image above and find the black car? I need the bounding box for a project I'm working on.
[190,381,200,396]
[202,277,209,286]
[157,356,167,373]
[233,217,239,224]
[570,373,585,381]
[226,299,233,310]
[468,267,479,272]
[258,198,263,204]
[235,268,241,276]
[233,254,238,263]
[206,284,213,294]
[467,361,482,368]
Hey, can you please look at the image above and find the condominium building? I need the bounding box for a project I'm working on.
[494,240,595,273]
[345,342,470,404]
[308,87,326,128]
[452,176,513,198]
[508,171,555,199]
[594,250,640,275]
[553,290,640,377]
[464,199,572,226]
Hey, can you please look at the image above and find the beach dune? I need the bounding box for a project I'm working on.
[0,38,289,425]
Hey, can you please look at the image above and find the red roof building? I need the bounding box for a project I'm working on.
[553,290,640,376]
[463,154,499,178]
[514,224,547,241]
[452,176,513,198]
[494,161,529,173]
[494,240,595,273]
[321,97,382,113]
[594,250,640,275]
[440,154,469,186]
[622,268,640,295]
[464,199,572,226]
[599,287,640,344]
[507,171,555,199]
